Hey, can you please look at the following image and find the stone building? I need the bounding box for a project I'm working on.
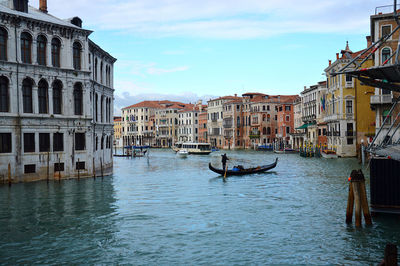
[113,116,122,148]
[0,0,116,182]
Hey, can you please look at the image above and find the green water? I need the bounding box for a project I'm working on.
[0,149,399,264]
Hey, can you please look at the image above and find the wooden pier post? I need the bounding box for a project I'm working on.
[346,169,372,227]
[8,163,11,187]
[77,158,80,180]
[58,157,61,182]
[380,243,398,266]
[346,181,354,224]
[93,157,96,179]
[47,151,50,183]
[100,157,104,180]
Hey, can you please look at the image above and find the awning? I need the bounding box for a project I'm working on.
[383,110,391,117]
[296,124,309,129]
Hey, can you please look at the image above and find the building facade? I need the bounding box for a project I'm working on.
[0,0,115,182]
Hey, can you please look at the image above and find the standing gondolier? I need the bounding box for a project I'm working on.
[221,153,229,170]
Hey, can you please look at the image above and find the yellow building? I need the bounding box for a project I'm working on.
[113,116,123,147]
[324,42,375,157]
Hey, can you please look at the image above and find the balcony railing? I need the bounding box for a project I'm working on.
[370,94,392,105]
[333,131,340,137]
[326,132,332,136]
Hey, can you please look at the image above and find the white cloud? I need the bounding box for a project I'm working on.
[30,0,381,39]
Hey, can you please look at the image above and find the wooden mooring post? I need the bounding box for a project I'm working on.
[93,157,96,179]
[77,158,80,180]
[47,151,50,183]
[346,169,372,227]
[100,157,104,180]
[8,163,11,187]
[58,157,61,182]
[379,243,398,266]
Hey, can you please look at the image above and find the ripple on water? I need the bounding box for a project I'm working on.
[0,150,397,264]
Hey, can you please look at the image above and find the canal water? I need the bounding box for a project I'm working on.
[1,149,399,264]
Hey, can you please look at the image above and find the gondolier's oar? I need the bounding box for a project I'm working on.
[224,163,228,179]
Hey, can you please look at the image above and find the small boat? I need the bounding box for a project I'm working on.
[321,149,338,159]
[257,144,273,151]
[274,149,285,154]
[208,158,278,176]
[177,149,188,157]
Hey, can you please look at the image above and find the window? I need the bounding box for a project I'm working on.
[51,38,61,67]
[24,133,35,152]
[53,133,63,152]
[285,106,291,111]
[94,58,98,80]
[101,136,104,149]
[76,161,85,170]
[39,133,50,152]
[0,76,9,112]
[346,100,353,114]
[286,127,290,134]
[286,115,290,122]
[37,35,46,65]
[75,132,85,150]
[0,27,7,61]
[346,74,352,82]
[38,79,48,114]
[54,163,64,172]
[382,48,391,64]
[21,32,32,63]
[73,41,81,70]
[52,80,62,114]
[0,133,11,153]
[267,127,271,135]
[101,95,104,122]
[382,25,391,38]
[100,61,103,83]
[73,83,83,115]
[22,78,33,113]
[24,164,36,174]
[95,94,98,121]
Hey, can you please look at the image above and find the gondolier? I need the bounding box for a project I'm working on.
[221,153,229,170]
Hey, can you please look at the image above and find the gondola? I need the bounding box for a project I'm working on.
[208,158,278,176]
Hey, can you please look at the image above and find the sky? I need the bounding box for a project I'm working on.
[31,0,391,114]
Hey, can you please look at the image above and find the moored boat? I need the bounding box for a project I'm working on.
[208,158,278,176]
[321,149,338,159]
[177,149,188,157]
[173,142,212,155]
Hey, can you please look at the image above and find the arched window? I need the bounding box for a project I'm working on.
[94,58,98,80]
[52,80,62,114]
[73,83,83,115]
[262,127,267,135]
[101,95,104,122]
[0,76,9,112]
[100,61,103,84]
[0,28,8,61]
[21,32,32,63]
[267,127,271,135]
[51,38,61,67]
[37,35,47,66]
[73,42,81,70]
[38,79,48,114]
[95,93,98,122]
[382,48,391,64]
[22,78,33,113]
[101,135,104,149]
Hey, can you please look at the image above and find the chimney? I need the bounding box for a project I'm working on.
[329,60,331,66]
[234,94,237,97]
[336,53,339,60]
[39,0,47,13]
[366,36,372,47]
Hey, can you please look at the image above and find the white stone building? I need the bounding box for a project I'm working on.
[177,102,202,143]
[0,0,116,182]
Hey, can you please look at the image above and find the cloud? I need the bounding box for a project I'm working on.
[113,91,218,115]
[30,0,381,39]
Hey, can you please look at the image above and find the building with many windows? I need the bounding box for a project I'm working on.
[0,0,116,182]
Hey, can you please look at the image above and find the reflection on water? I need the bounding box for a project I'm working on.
[0,149,399,264]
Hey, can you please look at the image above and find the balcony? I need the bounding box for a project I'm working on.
[370,94,393,105]
[302,114,316,123]
[210,128,220,136]
[333,131,340,137]
[326,131,332,136]
[323,114,340,122]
